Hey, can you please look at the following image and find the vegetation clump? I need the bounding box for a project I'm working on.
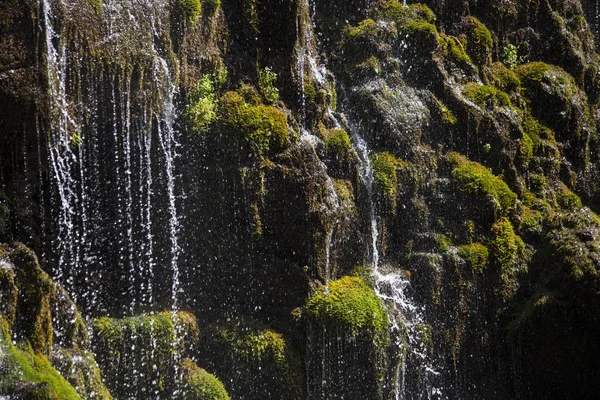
[304,275,389,341]
[258,67,279,104]
[0,318,81,399]
[92,312,199,398]
[462,83,511,109]
[218,90,288,159]
[489,61,521,93]
[178,0,202,24]
[200,320,302,400]
[458,243,489,273]
[442,35,473,69]
[186,74,218,134]
[448,153,517,216]
[515,62,550,84]
[488,218,526,282]
[177,359,230,400]
[462,16,493,65]
[371,152,400,208]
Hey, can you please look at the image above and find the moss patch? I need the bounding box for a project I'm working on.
[488,218,525,279]
[91,312,198,398]
[463,16,493,65]
[51,349,112,400]
[218,90,289,160]
[305,276,389,341]
[462,83,512,109]
[178,0,202,24]
[448,153,517,216]
[177,359,230,400]
[458,243,489,273]
[371,152,400,211]
[0,317,81,399]
[200,320,302,400]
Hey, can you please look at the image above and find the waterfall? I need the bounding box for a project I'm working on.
[341,112,444,399]
[41,0,183,315]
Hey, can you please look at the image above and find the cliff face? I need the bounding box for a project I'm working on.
[1,1,599,399]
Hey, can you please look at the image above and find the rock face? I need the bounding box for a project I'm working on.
[1,0,599,399]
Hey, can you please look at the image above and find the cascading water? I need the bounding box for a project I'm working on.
[41,0,183,315]
[342,112,444,399]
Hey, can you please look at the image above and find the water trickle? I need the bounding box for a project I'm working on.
[341,112,444,399]
[41,0,183,315]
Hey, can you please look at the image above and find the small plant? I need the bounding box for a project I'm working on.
[70,132,83,148]
[186,74,218,134]
[258,66,279,104]
[502,43,526,70]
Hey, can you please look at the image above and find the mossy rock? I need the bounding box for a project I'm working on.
[304,275,394,399]
[0,258,18,330]
[91,311,199,399]
[178,0,202,24]
[370,152,400,214]
[199,319,303,400]
[9,243,55,356]
[0,317,81,399]
[448,153,517,218]
[489,62,521,93]
[462,16,493,66]
[50,349,112,400]
[177,359,230,400]
[305,275,389,341]
[217,90,290,161]
[458,243,489,273]
[50,285,88,350]
[462,83,511,109]
[516,62,589,148]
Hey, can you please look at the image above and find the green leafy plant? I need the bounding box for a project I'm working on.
[502,43,526,70]
[258,67,279,104]
[186,74,218,134]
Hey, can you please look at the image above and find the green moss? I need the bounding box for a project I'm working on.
[371,152,399,206]
[515,62,550,84]
[88,0,103,14]
[178,0,202,24]
[0,317,81,399]
[91,312,198,398]
[305,276,389,340]
[520,133,533,165]
[218,90,288,159]
[202,0,220,14]
[186,74,218,134]
[458,243,489,273]
[323,129,351,160]
[490,61,521,93]
[202,320,302,400]
[463,16,493,65]
[520,206,544,230]
[376,1,436,25]
[462,83,511,109]
[177,359,230,400]
[435,233,452,252]
[442,35,473,68]
[51,349,113,400]
[0,263,18,329]
[488,218,525,278]
[10,244,55,356]
[556,184,582,210]
[448,153,517,216]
